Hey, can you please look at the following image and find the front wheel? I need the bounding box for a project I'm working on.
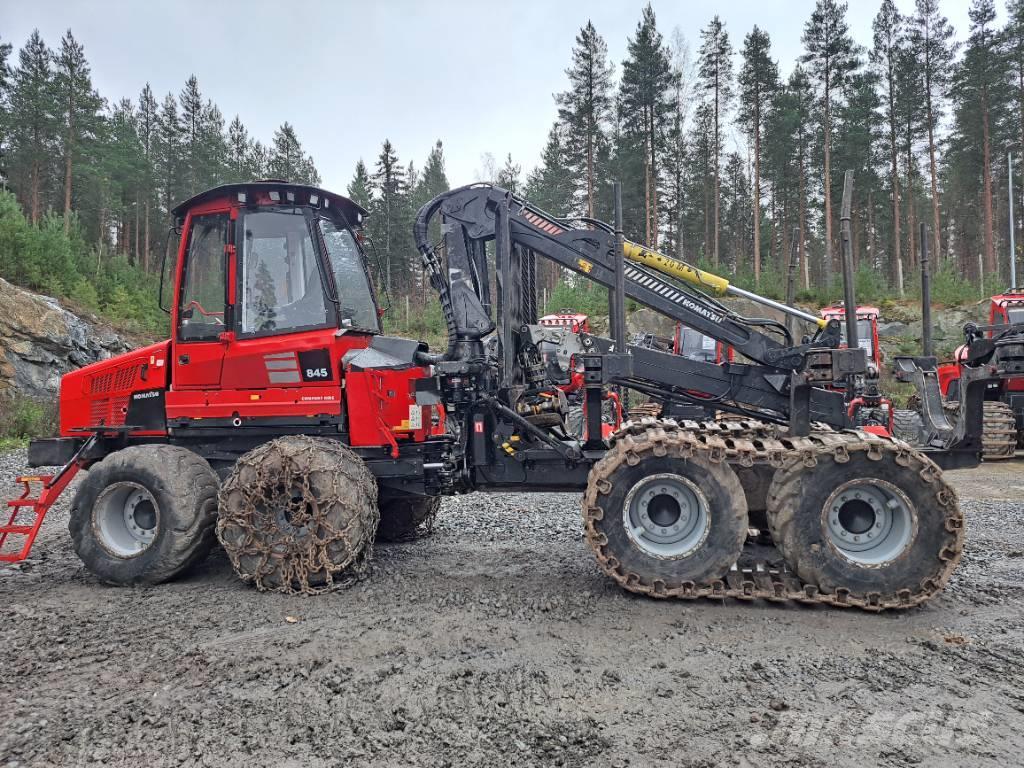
[376,495,442,542]
[69,445,220,586]
[217,436,378,593]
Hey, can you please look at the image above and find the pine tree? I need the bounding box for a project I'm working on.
[801,0,859,286]
[1004,0,1024,266]
[178,75,203,196]
[949,0,1003,277]
[137,84,158,269]
[154,92,182,220]
[871,0,905,289]
[909,0,957,263]
[738,26,778,283]
[556,21,614,218]
[619,3,677,248]
[54,30,103,233]
[8,30,57,223]
[698,15,734,268]
[662,29,693,260]
[0,36,14,185]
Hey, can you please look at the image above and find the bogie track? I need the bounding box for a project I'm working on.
[583,418,964,611]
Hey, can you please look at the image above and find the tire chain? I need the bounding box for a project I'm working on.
[583,417,964,612]
[216,436,379,595]
[981,401,1017,459]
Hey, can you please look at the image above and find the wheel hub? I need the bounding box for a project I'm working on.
[94,482,159,558]
[622,473,710,559]
[824,480,915,565]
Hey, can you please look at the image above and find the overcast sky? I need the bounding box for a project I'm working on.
[4,0,993,195]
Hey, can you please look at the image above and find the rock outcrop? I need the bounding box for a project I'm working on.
[0,277,136,398]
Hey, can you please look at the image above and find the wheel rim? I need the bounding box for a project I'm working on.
[93,482,159,558]
[622,473,710,559]
[823,479,916,566]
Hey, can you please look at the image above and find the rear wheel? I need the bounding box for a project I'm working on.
[376,495,442,542]
[891,409,924,445]
[766,440,963,603]
[981,401,1017,460]
[217,436,378,593]
[69,445,219,585]
[584,424,747,594]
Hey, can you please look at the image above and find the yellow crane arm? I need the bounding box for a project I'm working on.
[621,240,827,330]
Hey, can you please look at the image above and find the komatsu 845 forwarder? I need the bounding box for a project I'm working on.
[3,181,998,610]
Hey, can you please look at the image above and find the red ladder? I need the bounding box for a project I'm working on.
[1,436,97,563]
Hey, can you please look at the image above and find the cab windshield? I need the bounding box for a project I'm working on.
[319,217,379,332]
[838,318,875,357]
[1006,306,1024,325]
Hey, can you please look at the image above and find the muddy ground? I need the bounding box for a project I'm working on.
[1,449,1023,768]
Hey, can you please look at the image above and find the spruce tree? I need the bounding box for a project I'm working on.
[226,115,249,181]
[371,139,409,295]
[698,15,734,268]
[801,0,858,286]
[347,159,373,212]
[268,122,319,184]
[619,3,676,247]
[497,153,521,193]
[909,0,957,263]
[9,30,57,223]
[738,26,778,283]
[556,21,613,218]
[54,30,102,233]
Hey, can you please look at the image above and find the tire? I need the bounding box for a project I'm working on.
[216,436,377,593]
[376,495,442,542]
[891,409,924,445]
[69,445,219,586]
[584,425,748,592]
[982,401,1017,460]
[766,440,963,602]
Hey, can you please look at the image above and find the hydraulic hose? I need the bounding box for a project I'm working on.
[412,194,459,365]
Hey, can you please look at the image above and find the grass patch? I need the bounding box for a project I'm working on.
[0,392,57,447]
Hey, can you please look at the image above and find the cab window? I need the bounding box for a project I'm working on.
[178,213,228,342]
[319,218,380,331]
[240,210,329,336]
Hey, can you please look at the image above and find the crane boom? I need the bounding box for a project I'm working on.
[621,241,827,329]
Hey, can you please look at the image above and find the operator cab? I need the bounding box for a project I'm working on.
[821,305,880,368]
[672,323,732,364]
[989,289,1024,328]
[171,182,379,344]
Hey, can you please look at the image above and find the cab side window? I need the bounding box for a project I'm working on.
[178,214,228,341]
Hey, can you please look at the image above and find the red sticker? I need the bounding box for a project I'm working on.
[474,421,484,433]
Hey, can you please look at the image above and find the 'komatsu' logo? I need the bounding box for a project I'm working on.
[680,296,724,323]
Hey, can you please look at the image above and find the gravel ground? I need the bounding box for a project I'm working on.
[1,448,1023,768]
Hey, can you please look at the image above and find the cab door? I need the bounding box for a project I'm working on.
[170,211,231,389]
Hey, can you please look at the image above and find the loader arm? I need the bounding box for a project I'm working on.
[414,184,858,433]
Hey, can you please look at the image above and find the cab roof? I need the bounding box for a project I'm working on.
[171,181,368,224]
[821,304,879,319]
